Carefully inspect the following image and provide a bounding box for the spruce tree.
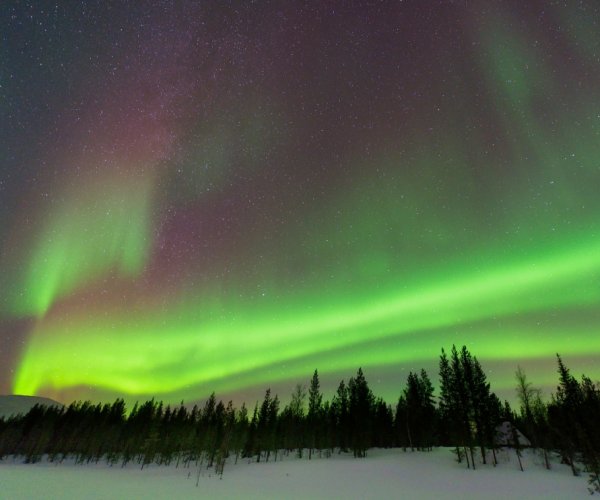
[471,355,494,465]
[233,403,248,464]
[215,401,235,476]
[372,398,393,448]
[403,372,419,451]
[266,394,279,462]
[451,346,474,468]
[438,349,458,454]
[242,403,258,461]
[400,370,436,451]
[418,369,436,451]
[256,389,273,463]
[394,395,408,450]
[579,375,600,493]
[439,345,498,468]
[349,368,373,458]
[331,380,349,453]
[292,383,307,456]
[307,370,322,459]
[549,355,581,476]
[549,355,600,486]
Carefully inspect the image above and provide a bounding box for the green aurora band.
[4,2,600,405]
[5,173,155,318]
[13,233,600,401]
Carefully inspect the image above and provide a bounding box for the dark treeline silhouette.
[0,346,598,489]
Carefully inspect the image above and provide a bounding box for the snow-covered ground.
[0,447,590,499]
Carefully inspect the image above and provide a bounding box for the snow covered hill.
[0,447,590,499]
[0,395,63,419]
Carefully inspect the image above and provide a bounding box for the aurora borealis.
[2,1,600,406]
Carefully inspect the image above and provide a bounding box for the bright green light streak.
[13,235,600,400]
[7,174,154,317]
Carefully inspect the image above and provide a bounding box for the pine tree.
[549,355,600,487]
[256,390,273,463]
[400,370,436,451]
[242,403,258,460]
[579,376,600,493]
[349,368,373,458]
[215,401,235,477]
[394,395,408,450]
[451,346,474,468]
[233,403,248,464]
[439,345,499,468]
[331,380,349,453]
[549,354,581,476]
[291,383,306,456]
[438,349,457,452]
[266,394,279,462]
[418,369,436,451]
[207,400,225,468]
[323,400,336,455]
[471,355,494,464]
[372,398,393,448]
[307,370,322,459]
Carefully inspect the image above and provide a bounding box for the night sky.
[2,1,600,407]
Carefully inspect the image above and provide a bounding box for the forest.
[0,345,598,492]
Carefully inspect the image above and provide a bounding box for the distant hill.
[0,395,63,419]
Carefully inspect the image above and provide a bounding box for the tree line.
[0,345,598,490]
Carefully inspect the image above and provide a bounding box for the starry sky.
[1,1,600,407]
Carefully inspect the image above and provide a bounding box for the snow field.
[0,447,589,499]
